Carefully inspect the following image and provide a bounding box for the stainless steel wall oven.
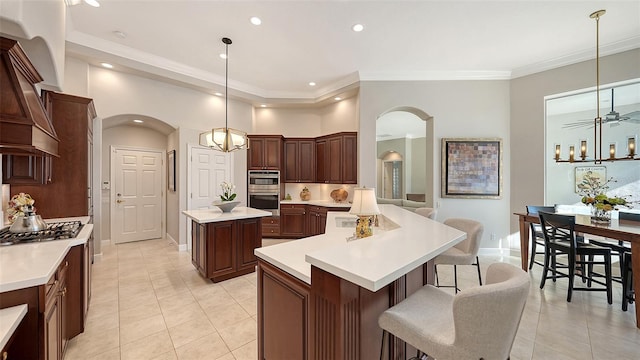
[248,170,280,215]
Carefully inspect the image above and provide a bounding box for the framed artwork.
[167,150,176,192]
[575,166,606,193]
[441,138,503,199]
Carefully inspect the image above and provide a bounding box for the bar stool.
[434,218,483,293]
[378,263,529,360]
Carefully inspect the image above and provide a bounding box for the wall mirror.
[545,79,640,207]
[376,110,428,202]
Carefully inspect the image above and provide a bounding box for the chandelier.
[199,37,249,152]
[554,10,638,163]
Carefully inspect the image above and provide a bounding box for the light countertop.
[0,217,93,293]
[280,200,352,208]
[183,207,272,224]
[0,304,28,350]
[255,204,466,292]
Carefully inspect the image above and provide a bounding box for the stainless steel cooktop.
[0,221,83,246]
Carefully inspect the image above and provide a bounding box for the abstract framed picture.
[167,150,176,192]
[441,138,503,199]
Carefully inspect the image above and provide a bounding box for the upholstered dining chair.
[434,218,483,293]
[415,207,437,220]
[378,262,529,360]
[526,205,556,270]
[538,212,613,304]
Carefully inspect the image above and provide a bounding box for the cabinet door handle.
[2,350,7,360]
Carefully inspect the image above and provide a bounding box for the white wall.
[360,80,511,250]
[510,49,640,236]
[253,107,322,136]
[320,96,359,134]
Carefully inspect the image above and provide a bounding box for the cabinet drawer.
[263,217,280,226]
[262,224,281,236]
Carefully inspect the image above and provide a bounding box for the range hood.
[0,37,59,157]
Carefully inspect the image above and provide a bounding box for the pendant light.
[554,10,638,163]
[199,37,249,152]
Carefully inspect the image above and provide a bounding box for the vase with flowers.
[577,171,630,224]
[214,181,239,212]
[7,193,36,224]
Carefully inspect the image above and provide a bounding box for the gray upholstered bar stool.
[415,207,437,220]
[434,218,484,293]
[378,263,530,360]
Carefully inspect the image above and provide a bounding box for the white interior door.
[190,147,232,209]
[112,148,163,244]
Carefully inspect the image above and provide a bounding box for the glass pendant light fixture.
[199,37,249,152]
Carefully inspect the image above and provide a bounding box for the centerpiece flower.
[577,171,630,223]
[220,181,237,202]
[214,182,239,213]
[7,193,36,223]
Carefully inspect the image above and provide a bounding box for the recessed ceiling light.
[100,62,113,69]
[260,104,267,108]
[334,97,342,101]
[352,24,364,32]
[84,0,100,7]
[219,53,227,59]
[214,92,223,97]
[309,82,316,86]
[250,17,262,25]
[113,30,127,39]
[133,119,144,123]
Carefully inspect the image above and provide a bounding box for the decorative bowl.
[213,200,240,213]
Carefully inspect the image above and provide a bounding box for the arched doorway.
[376,107,434,205]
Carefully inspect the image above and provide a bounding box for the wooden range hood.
[0,37,59,157]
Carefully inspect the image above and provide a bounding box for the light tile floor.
[64,238,639,360]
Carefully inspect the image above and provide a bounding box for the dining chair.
[415,207,437,220]
[621,251,635,311]
[378,262,529,360]
[526,205,556,270]
[433,218,483,293]
[589,210,637,310]
[538,212,613,304]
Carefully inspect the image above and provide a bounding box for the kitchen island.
[183,207,271,282]
[254,205,467,360]
[0,216,93,360]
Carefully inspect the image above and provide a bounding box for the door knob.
[116,199,124,203]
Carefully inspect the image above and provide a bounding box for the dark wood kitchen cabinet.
[280,204,307,238]
[6,91,96,219]
[0,240,92,360]
[284,138,315,183]
[248,135,283,170]
[191,218,263,283]
[314,132,357,184]
[261,216,281,237]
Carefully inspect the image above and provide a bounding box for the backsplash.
[283,183,355,203]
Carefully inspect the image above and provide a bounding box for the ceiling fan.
[562,88,640,129]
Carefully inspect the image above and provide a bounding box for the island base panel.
[257,260,311,360]
[256,258,434,359]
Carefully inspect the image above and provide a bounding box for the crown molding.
[511,36,640,79]
[359,70,512,81]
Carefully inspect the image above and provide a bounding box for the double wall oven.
[248,170,280,215]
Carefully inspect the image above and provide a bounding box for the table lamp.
[349,188,381,238]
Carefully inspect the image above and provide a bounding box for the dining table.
[514,211,640,328]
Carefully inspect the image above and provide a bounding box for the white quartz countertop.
[280,200,352,208]
[0,217,93,293]
[255,204,466,292]
[0,304,28,350]
[183,207,272,223]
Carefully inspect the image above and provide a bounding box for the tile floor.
[64,238,639,360]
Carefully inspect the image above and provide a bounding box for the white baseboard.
[478,247,513,256]
[167,233,187,252]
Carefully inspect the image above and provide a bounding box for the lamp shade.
[199,127,248,152]
[349,188,381,216]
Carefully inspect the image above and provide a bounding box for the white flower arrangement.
[7,193,36,223]
[220,182,237,202]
